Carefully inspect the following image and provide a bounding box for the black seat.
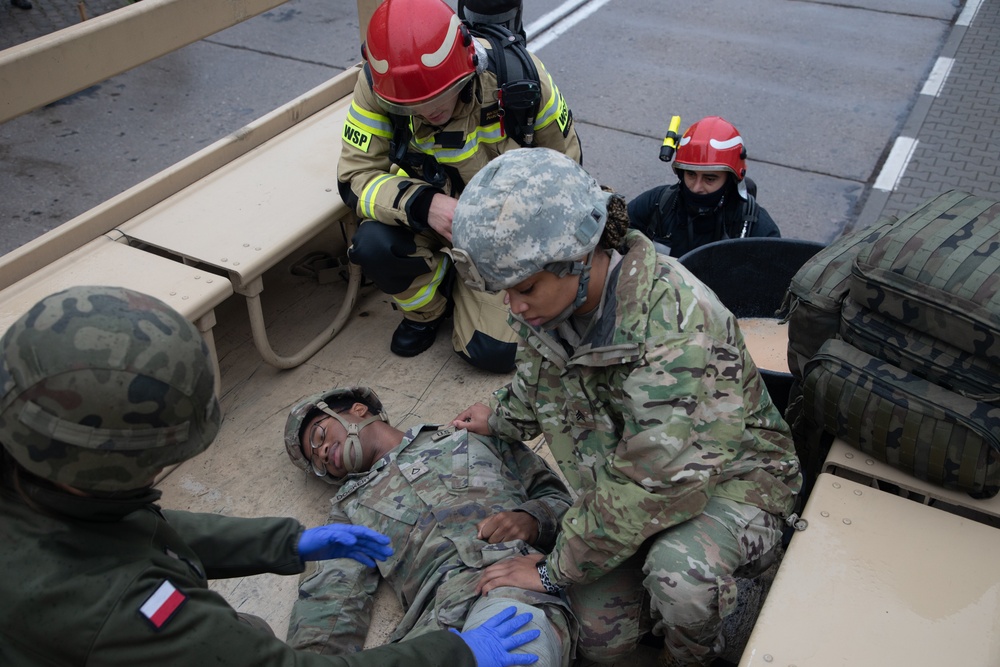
[678,237,825,414]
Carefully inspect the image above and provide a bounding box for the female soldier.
[0,286,538,667]
[449,149,802,666]
[628,116,780,258]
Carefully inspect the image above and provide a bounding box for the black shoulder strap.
[651,184,680,241]
[470,22,541,146]
[738,193,760,238]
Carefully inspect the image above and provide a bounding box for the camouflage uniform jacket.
[487,231,803,587]
[287,424,572,653]
[0,478,472,667]
[337,39,581,232]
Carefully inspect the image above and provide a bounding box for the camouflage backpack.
[784,190,1000,497]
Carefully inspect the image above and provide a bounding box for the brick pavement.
[0,0,130,50]
[856,0,1000,230]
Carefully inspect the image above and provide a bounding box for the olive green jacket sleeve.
[92,575,476,667]
[162,508,305,579]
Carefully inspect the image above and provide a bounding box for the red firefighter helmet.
[673,116,748,181]
[363,0,477,115]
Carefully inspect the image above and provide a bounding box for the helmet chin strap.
[316,402,385,473]
[540,251,594,330]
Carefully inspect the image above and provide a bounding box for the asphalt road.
[0,0,960,256]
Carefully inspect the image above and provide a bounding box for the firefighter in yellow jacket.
[339,0,581,371]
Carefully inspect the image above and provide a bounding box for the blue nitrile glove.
[450,606,540,667]
[297,524,393,567]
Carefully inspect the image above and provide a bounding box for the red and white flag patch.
[140,580,187,630]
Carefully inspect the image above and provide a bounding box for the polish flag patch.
[139,580,187,630]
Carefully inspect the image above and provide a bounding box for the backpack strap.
[650,183,680,243]
[737,193,760,238]
[470,22,541,146]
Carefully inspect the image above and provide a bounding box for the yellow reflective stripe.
[410,126,504,164]
[534,72,561,129]
[348,100,393,138]
[394,255,451,311]
[359,173,398,219]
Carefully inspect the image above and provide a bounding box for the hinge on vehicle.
[785,513,808,531]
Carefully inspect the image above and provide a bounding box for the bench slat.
[118,94,353,292]
[823,437,1000,522]
[0,235,233,392]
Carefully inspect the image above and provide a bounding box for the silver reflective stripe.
[19,400,190,449]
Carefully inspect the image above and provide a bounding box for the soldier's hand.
[453,402,492,435]
[476,555,546,595]
[428,194,457,242]
[452,606,540,667]
[477,511,540,545]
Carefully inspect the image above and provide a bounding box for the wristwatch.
[536,558,564,595]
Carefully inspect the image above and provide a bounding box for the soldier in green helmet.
[281,386,577,667]
[448,149,803,666]
[0,286,540,667]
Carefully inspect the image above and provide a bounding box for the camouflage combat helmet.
[0,286,220,493]
[284,386,389,482]
[451,148,610,324]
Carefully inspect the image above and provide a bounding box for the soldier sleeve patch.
[343,120,373,152]
[139,580,187,630]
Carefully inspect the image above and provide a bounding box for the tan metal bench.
[115,86,361,369]
[741,473,1000,666]
[2,2,369,374]
[823,436,1000,523]
[0,233,233,394]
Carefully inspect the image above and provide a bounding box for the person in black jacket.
[628,116,780,258]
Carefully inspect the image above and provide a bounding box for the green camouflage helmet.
[0,286,220,492]
[450,147,610,292]
[284,386,389,483]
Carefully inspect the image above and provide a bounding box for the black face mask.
[680,178,726,216]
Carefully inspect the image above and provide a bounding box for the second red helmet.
[673,116,748,182]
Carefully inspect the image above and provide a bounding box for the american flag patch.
[139,580,187,629]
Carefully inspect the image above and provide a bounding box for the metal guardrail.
[0,0,295,124]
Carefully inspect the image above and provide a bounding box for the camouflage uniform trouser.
[400,585,577,667]
[349,220,518,371]
[462,586,575,667]
[567,497,783,666]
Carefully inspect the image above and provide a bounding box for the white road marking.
[957,0,984,27]
[527,0,614,52]
[874,137,919,192]
[920,57,955,97]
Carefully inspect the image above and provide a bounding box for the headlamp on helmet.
[673,116,750,198]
